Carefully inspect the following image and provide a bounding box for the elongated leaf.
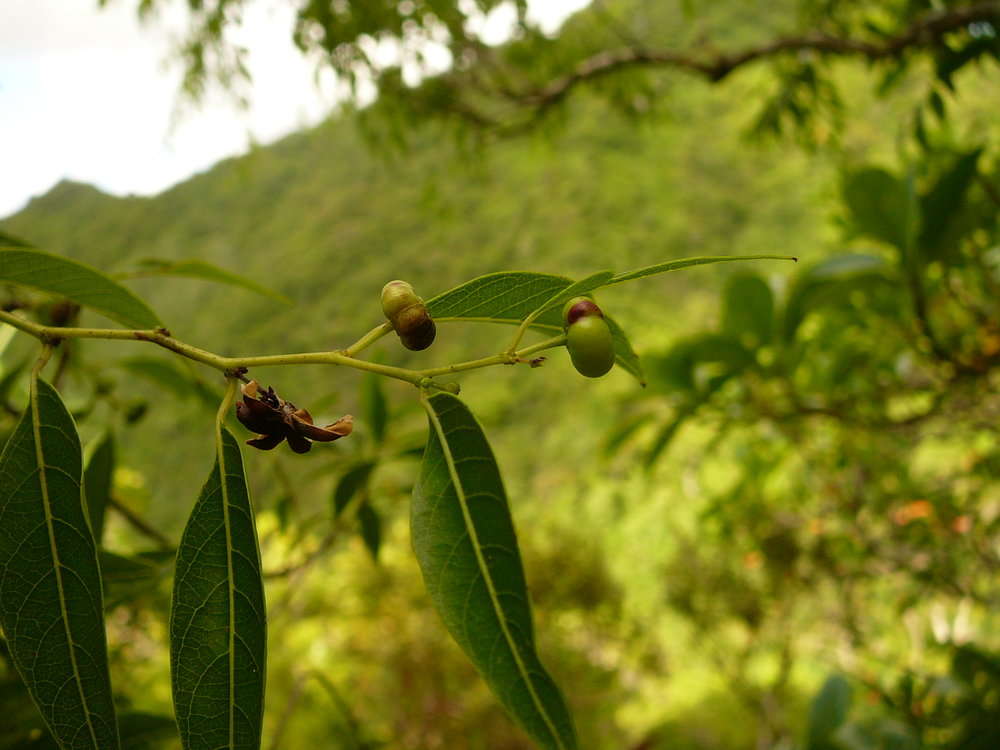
[83,432,115,544]
[412,393,577,750]
[0,376,120,749]
[807,674,853,750]
[523,270,614,324]
[361,373,388,445]
[607,255,794,285]
[332,461,376,517]
[126,258,291,304]
[357,502,381,561]
[0,247,160,328]
[918,149,982,261]
[427,271,643,384]
[170,426,266,750]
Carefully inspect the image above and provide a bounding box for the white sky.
[0,0,589,219]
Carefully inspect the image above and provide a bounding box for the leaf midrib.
[216,425,237,748]
[422,395,566,750]
[30,375,102,749]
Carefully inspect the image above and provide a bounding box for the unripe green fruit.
[381,280,419,321]
[562,296,603,326]
[566,315,615,378]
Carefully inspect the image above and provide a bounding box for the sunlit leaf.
[0,376,120,749]
[412,392,578,750]
[170,426,266,750]
[0,246,160,328]
[83,431,115,544]
[126,258,291,304]
[427,271,643,384]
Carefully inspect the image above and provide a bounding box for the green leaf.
[170,426,266,750]
[126,258,291,304]
[0,247,160,329]
[722,274,774,346]
[842,168,915,253]
[116,356,219,407]
[0,376,121,750]
[83,432,115,545]
[917,149,982,261]
[427,271,643,385]
[0,229,33,247]
[357,502,381,562]
[807,674,853,750]
[412,392,577,750]
[360,373,388,445]
[332,461,376,517]
[606,255,795,285]
[522,270,615,325]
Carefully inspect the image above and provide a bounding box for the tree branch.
[518,2,1000,118]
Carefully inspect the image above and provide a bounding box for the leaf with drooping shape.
[357,502,381,562]
[412,392,577,750]
[332,461,376,518]
[170,427,266,750]
[521,270,614,326]
[918,149,982,262]
[0,247,160,328]
[361,373,388,445]
[606,255,795,285]
[83,431,115,545]
[0,376,121,750]
[126,258,291,304]
[427,271,643,384]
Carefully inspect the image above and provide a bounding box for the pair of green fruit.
[381,281,614,378]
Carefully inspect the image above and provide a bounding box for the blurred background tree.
[2,1,999,748]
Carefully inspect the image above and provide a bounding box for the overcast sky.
[0,0,588,219]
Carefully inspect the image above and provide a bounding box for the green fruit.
[381,280,419,321]
[566,315,615,378]
[562,296,602,326]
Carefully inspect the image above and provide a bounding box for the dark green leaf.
[127,258,291,304]
[842,168,915,252]
[170,426,266,750]
[0,247,160,329]
[427,271,643,384]
[523,270,614,324]
[357,502,381,562]
[412,392,577,750]
[361,373,388,445]
[0,376,120,749]
[722,274,774,346]
[0,229,32,247]
[918,149,982,261]
[83,432,115,544]
[807,674,853,750]
[332,461,376,518]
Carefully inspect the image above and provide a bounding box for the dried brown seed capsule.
[399,316,436,351]
[381,279,436,350]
